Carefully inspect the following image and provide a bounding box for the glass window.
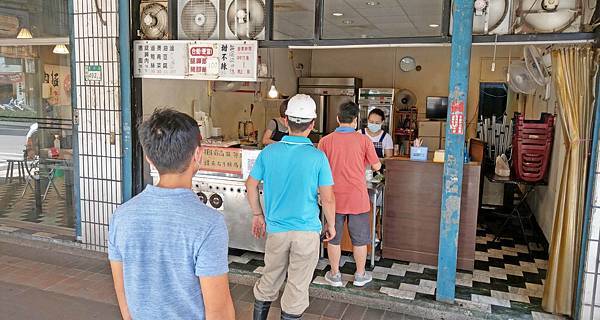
[0,0,75,231]
[0,0,69,39]
[273,0,315,40]
[322,0,444,39]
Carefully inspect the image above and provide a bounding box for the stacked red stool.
[512,112,555,183]
[489,113,555,249]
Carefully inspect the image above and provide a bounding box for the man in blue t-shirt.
[246,94,337,320]
[108,109,235,320]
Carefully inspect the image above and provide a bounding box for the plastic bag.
[495,154,511,177]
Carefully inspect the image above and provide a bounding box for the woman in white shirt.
[359,108,393,158]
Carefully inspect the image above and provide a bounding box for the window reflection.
[273,0,315,40]
[0,44,75,229]
[322,0,444,39]
[0,0,69,39]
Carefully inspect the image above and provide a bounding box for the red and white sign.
[133,40,258,82]
[189,46,213,56]
[449,100,465,135]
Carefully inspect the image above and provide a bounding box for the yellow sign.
[200,147,242,174]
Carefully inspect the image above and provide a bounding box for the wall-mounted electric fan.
[395,89,417,111]
[450,0,513,35]
[225,0,266,40]
[140,0,170,40]
[523,45,552,100]
[178,0,220,39]
[517,0,583,33]
[508,61,537,95]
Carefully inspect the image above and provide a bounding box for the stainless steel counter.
[151,171,266,253]
[151,171,385,259]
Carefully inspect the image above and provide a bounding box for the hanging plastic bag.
[495,154,511,177]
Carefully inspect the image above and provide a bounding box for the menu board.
[133,40,257,82]
[133,41,185,77]
[199,147,242,174]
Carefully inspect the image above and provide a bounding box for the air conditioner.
[450,0,514,35]
[225,0,266,40]
[515,0,584,33]
[139,0,170,39]
[178,0,222,39]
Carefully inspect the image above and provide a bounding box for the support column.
[72,0,124,251]
[118,0,133,202]
[436,0,474,303]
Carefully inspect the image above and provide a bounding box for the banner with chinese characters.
[133,40,257,82]
[199,147,242,174]
[449,99,464,135]
[43,64,71,106]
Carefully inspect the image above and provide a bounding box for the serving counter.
[151,170,267,253]
[383,158,481,271]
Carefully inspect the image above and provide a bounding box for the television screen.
[426,96,448,120]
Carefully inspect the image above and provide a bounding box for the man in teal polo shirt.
[246,94,336,320]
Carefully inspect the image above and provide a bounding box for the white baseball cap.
[285,94,317,123]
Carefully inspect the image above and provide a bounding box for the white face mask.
[367,123,382,132]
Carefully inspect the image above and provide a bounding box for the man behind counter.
[246,94,337,320]
[108,109,234,320]
[319,101,382,288]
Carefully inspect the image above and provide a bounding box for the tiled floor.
[0,177,75,229]
[0,237,418,320]
[228,221,558,319]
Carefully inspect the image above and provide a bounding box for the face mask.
[367,123,382,132]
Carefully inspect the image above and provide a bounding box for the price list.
[134,40,257,81]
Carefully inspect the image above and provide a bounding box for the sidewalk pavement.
[0,237,421,320]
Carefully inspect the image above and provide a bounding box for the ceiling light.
[332,12,344,17]
[16,27,32,39]
[366,1,380,5]
[53,44,70,54]
[342,19,354,25]
[429,24,440,28]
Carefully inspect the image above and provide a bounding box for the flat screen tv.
[426,96,448,120]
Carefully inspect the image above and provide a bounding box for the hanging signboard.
[133,40,257,82]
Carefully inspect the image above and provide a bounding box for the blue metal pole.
[575,68,600,320]
[67,0,81,240]
[436,0,474,303]
[118,0,133,202]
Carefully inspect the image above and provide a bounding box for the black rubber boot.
[281,311,302,320]
[253,299,272,320]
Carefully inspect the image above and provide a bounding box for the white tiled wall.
[581,140,600,319]
[72,0,122,252]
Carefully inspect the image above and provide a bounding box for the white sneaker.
[353,272,372,287]
[324,271,344,287]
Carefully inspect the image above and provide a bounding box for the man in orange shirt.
[318,101,382,287]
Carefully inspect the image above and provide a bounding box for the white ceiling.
[273,0,444,40]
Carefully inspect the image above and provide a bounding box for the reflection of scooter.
[1,98,26,111]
